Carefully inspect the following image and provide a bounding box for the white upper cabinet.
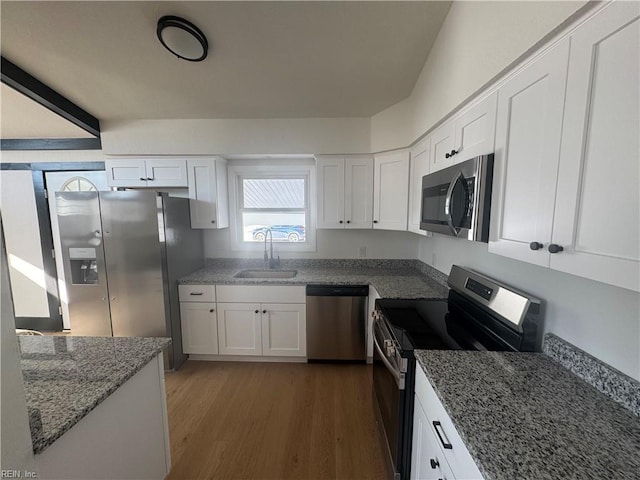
[344,156,374,229]
[429,122,456,173]
[489,39,571,266]
[105,158,187,188]
[408,138,430,236]
[429,93,498,173]
[316,155,373,229]
[187,157,229,229]
[490,1,639,291]
[453,91,497,162]
[373,150,410,231]
[551,2,639,291]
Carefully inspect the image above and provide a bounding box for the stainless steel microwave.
[420,154,494,242]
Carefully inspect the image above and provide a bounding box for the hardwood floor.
[164,361,388,480]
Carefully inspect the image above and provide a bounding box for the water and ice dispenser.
[68,247,99,285]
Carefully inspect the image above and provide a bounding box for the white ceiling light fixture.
[157,15,208,62]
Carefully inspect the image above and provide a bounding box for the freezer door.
[55,192,112,336]
[100,191,167,337]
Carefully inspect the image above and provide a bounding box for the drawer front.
[216,285,305,304]
[415,367,483,479]
[179,284,216,302]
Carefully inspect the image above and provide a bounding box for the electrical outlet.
[358,246,367,258]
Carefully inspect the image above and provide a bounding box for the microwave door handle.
[444,171,463,236]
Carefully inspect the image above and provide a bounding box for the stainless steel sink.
[234,269,298,279]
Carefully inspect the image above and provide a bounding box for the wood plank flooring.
[164,361,388,480]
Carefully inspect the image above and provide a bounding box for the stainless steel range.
[372,265,541,480]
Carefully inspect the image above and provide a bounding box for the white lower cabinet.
[261,303,306,356]
[411,396,456,480]
[180,302,218,355]
[217,302,306,356]
[412,367,483,480]
[214,286,307,357]
[217,303,263,355]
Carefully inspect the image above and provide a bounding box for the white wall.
[418,235,640,381]
[101,118,371,156]
[204,228,419,260]
[1,220,38,474]
[370,0,590,151]
[0,150,105,163]
[0,171,50,317]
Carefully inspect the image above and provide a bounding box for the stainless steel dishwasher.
[306,285,368,361]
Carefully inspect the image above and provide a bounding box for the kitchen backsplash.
[543,333,640,416]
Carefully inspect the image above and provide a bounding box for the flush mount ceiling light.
[157,16,208,62]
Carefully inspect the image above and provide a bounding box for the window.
[228,163,316,252]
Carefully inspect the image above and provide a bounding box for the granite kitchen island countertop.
[19,335,171,454]
[415,349,640,480]
[179,258,449,299]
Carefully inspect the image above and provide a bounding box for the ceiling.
[0,1,451,138]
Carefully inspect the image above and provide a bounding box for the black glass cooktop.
[375,299,461,354]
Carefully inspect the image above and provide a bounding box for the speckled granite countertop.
[19,336,170,454]
[179,259,449,299]
[415,349,640,480]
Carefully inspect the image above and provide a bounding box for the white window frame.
[228,161,317,253]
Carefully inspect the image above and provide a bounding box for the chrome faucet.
[263,228,279,269]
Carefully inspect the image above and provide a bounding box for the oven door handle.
[444,170,463,236]
[373,332,405,390]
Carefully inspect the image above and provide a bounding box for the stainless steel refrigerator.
[55,190,204,370]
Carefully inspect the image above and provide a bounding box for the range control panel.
[465,278,494,301]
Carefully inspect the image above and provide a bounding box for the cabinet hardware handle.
[211,220,216,224]
[450,149,459,156]
[139,177,146,181]
[262,309,267,314]
[430,459,439,469]
[209,309,214,313]
[529,242,544,251]
[445,152,451,159]
[548,244,564,254]
[339,220,343,224]
[347,220,351,224]
[254,310,259,314]
[432,421,453,449]
[146,177,154,181]
[373,220,378,224]
[190,292,203,296]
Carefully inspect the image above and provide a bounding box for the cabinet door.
[551,2,640,292]
[453,91,498,163]
[187,157,229,229]
[105,159,147,187]
[180,302,218,354]
[316,156,345,228]
[408,138,430,235]
[411,397,456,480]
[415,368,483,479]
[261,303,306,357]
[489,39,570,266]
[429,121,455,173]
[217,303,262,355]
[145,159,188,187]
[373,150,410,231]
[344,155,374,229]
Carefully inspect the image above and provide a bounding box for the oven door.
[372,316,406,480]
